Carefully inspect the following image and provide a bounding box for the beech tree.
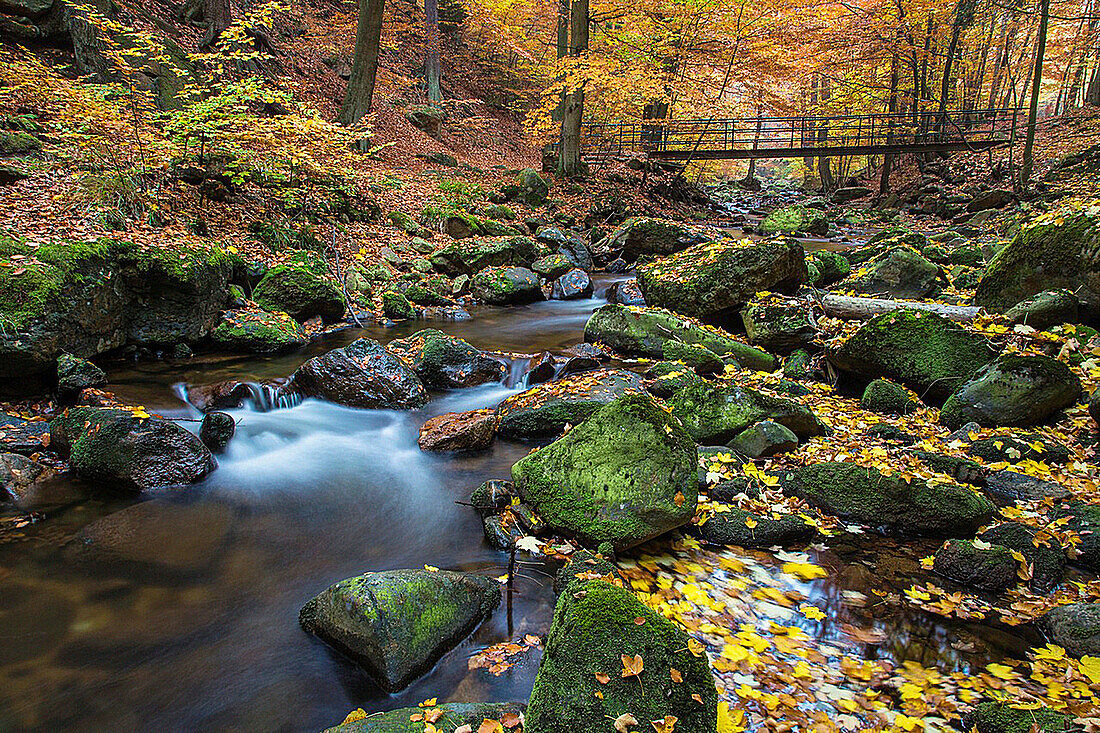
[557,0,588,177]
[337,0,386,126]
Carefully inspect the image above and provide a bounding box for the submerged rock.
[526,580,718,733]
[299,569,501,692]
[637,236,806,319]
[50,407,215,490]
[550,268,593,300]
[199,411,235,453]
[0,414,50,455]
[781,462,995,536]
[289,338,428,409]
[388,329,506,388]
[830,309,997,402]
[1038,602,1100,657]
[496,369,644,440]
[417,409,497,452]
[511,392,697,550]
[940,354,1081,428]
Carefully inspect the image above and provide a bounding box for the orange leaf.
[621,653,644,678]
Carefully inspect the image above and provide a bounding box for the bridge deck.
[578,109,1021,162]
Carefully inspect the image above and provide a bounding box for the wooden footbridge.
[579,108,1022,162]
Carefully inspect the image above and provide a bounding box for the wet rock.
[0,413,51,454]
[974,202,1100,317]
[606,279,645,306]
[562,342,612,361]
[908,450,986,486]
[830,309,997,402]
[861,378,919,415]
[1037,602,1100,657]
[418,409,497,452]
[0,452,52,502]
[637,236,807,319]
[558,354,600,377]
[603,217,708,262]
[832,186,873,203]
[932,539,1018,592]
[940,354,1081,428]
[1004,289,1079,330]
[199,411,235,453]
[727,420,798,457]
[483,510,525,549]
[965,701,1074,733]
[526,580,717,732]
[552,550,624,594]
[470,479,514,514]
[864,423,917,444]
[71,499,233,575]
[50,407,215,490]
[979,522,1064,593]
[381,291,415,320]
[781,462,995,536]
[966,188,1014,212]
[56,353,106,400]
[970,434,1073,464]
[289,338,429,409]
[523,351,558,385]
[184,380,254,412]
[585,304,777,371]
[209,310,308,353]
[1090,389,1100,429]
[663,379,824,444]
[833,246,945,299]
[322,702,527,732]
[984,470,1069,503]
[496,369,644,440]
[430,236,546,276]
[512,393,697,550]
[473,266,543,305]
[760,205,827,236]
[556,236,594,272]
[811,251,851,285]
[388,329,506,388]
[740,299,816,355]
[645,361,707,397]
[531,254,574,279]
[1054,501,1100,572]
[298,569,501,692]
[695,507,815,547]
[253,260,345,323]
[550,268,593,300]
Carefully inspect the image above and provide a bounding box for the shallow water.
[0,273,1032,732]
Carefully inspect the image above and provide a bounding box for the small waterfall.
[504,356,533,389]
[242,382,303,412]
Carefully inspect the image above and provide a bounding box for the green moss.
[761,205,827,236]
[967,702,1073,733]
[430,235,545,275]
[526,580,718,733]
[497,370,644,440]
[861,378,918,415]
[253,254,345,323]
[0,130,40,155]
[940,354,1081,429]
[811,251,850,284]
[381,291,416,320]
[663,379,823,444]
[210,310,307,353]
[662,340,723,372]
[324,703,527,733]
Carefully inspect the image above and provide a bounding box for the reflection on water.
[0,279,1028,732]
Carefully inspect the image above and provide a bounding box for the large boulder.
[387,329,505,388]
[973,201,1100,316]
[979,522,1065,593]
[0,234,232,397]
[526,580,717,733]
[417,409,497,452]
[299,569,501,692]
[55,352,106,399]
[511,392,697,550]
[323,702,527,733]
[939,354,1081,428]
[603,217,708,262]
[761,205,828,236]
[253,256,345,323]
[209,309,308,353]
[515,168,549,206]
[472,266,542,305]
[496,369,644,440]
[695,507,815,547]
[662,379,824,444]
[740,299,817,354]
[1037,603,1100,657]
[833,246,945,299]
[1004,289,1079,329]
[550,268,593,300]
[430,236,546,276]
[861,378,919,415]
[781,462,995,536]
[637,236,806,319]
[932,539,1018,592]
[289,338,429,409]
[829,309,997,402]
[585,304,777,371]
[50,407,215,490]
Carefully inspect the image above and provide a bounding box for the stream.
[0,274,1037,732]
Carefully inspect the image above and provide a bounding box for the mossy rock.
[1037,602,1100,657]
[830,309,998,402]
[782,349,815,380]
[381,291,416,320]
[299,569,501,692]
[811,251,851,285]
[645,361,709,397]
[966,435,1072,465]
[472,265,542,305]
[431,236,546,276]
[833,246,944,299]
[695,507,815,547]
[253,257,345,324]
[209,310,307,353]
[1004,289,1080,329]
[511,392,697,550]
[662,340,724,374]
[741,300,817,355]
[496,369,644,440]
[1053,501,1100,572]
[388,329,505,388]
[443,212,524,239]
[531,254,574,279]
[55,353,106,397]
[526,580,718,733]
[662,379,824,444]
[552,550,625,594]
[0,130,40,155]
[603,217,708,262]
[781,462,995,536]
[908,450,986,485]
[585,304,777,371]
[637,236,806,319]
[726,419,798,457]
[932,539,1018,592]
[978,522,1064,593]
[861,378,918,415]
[940,354,1081,429]
[965,702,1075,733]
[402,284,448,306]
[323,702,526,733]
[974,201,1100,316]
[761,205,827,236]
[515,168,549,206]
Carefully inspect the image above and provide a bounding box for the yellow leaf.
[1080,655,1100,685]
[340,709,368,725]
[986,663,1017,680]
[651,715,678,733]
[717,702,745,733]
[781,562,827,580]
[621,653,644,678]
[800,604,826,621]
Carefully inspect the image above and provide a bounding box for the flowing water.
[0,274,1035,732]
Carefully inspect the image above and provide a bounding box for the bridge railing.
[578,108,1022,158]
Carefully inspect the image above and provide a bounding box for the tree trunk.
[200,0,232,49]
[819,294,981,322]
[424,0,442,104]
[803,75,817,184]
[1018,0,1049,189]
[936,0,973,135]
[552,0,570,123]
[880,44,900,195]
[817,76,833,191]
[337,0,386,127]
[557,0,588,177]
[1088,58,1100,106]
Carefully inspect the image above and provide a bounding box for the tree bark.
[816,76,833,191]
[200,0,232,49]
[1018,0,1049,189]
[424,0,442,104]
[880,44,900,195]
[337,0,386,127]
[819,294,981,322]
[557,0,588,177]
